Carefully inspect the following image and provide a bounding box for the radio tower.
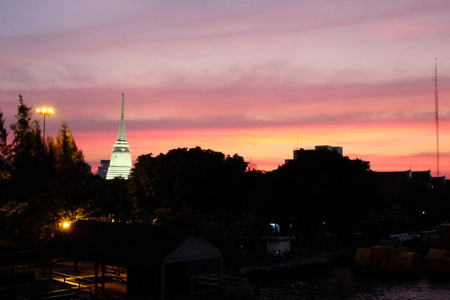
[433,58,440,177]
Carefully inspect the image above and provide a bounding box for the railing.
[105,265,127,277]
[223,275,248,287]
[51,271,95,293]
[16,288,79,300]
[222,275,249,299]
[190,274,248,299]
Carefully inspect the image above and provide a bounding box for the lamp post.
[61,221,71,269]
[36,107,55,143]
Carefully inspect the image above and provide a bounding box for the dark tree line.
[128,147,267,254]
[128,148,382,249]
[129,147,248,216]
[129,147,450,250]
[249,149,380,245]
[2,95,449,255]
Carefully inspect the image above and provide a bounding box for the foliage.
[129,147,248,216]
[252,149,380,241]
[49,122,88,173]
[194,212,269,256]
[0,96,94,247]
[0,110,10,238]
[9,96,49,200]
[0,110,10,180]
[87,177,135,222]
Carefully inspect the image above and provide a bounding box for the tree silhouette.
[0,96,95,246]
[252,149,379,243]
[130,147,248,218]
[0,110,10,180]
[50,122,87,171]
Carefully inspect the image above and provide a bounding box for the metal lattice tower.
[433,58,440,177]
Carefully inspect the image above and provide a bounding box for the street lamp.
[36,107,55,142]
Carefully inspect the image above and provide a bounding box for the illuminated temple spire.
[105,93,132,180]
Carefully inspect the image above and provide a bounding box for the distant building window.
[269,223,280,235]
[191,273,219,294]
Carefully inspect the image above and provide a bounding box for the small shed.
[46,220,223,299]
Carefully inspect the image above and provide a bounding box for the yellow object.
[354,245,420,274]
[425,249,450,275]
[355,248,371,268]
[395,252,420,273]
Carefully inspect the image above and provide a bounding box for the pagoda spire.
[105,93,132,180]
[117,93,127,144]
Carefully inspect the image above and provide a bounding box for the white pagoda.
[105,93,132,180]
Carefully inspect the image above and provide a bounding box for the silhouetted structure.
[432,176,447,191]
[373,170,412,191]
[314,145,343,156]
[46,220,223,299]
[374,169,444,191]
[96,160,110,179]
[285,145,343,164]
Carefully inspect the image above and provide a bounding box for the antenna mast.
[433,58,440,177]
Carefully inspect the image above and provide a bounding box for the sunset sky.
[1,0,450,176]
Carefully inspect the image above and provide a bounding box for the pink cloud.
[2,1,450,177]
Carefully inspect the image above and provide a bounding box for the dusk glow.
[1,0,449,175]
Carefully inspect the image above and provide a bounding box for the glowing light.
[36,107,55,116]
[62,221,70,229]
[35,106,55,141]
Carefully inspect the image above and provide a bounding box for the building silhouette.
[285,145,343,164]
[96,160,110,179]
[373,169,446,191]
[105,94,132,180]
